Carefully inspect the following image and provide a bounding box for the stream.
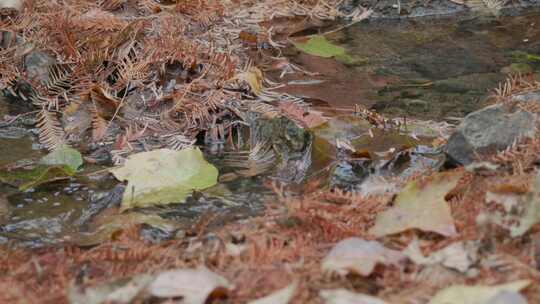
[1,11,540,247]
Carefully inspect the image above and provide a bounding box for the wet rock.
[24,50,56,84]
[445,103,537,165]
[330,159,372,190]
[75,185,125,228]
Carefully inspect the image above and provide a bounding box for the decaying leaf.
[40,145,83,172]
[321,238,405,276]
[237,66,264,95]
[485,172,540,237]
[370,172,462,237]
[148,266,230,304]
[110,148,218,210]
[428,280,530,304]
[404,239,478,273]
[320,289,388,304]
[278,101,327,129]
[248,282,297,304]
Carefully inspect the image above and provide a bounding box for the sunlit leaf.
[369,172,462,237]
[110,148,218,210]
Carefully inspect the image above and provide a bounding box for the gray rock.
[511,90,540,103]
[445,104,537,165]
[24,50,56,84]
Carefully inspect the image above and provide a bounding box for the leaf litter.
[1,1,540,304]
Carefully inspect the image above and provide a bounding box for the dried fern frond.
[36,107,65,150]
[465,0,507,16]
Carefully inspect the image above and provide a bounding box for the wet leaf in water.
[278,101,327,129]
[0,164,75,191]
[40,144,83,172]
[369,172,462,237]
[110,148,218,210]
[248,282,297,304]
[69,275,154,304]
[320,289,388,304]
[293,35,356,64]
[351,129,419,160]
[148,266,230,304]
[428,280,530,304]
[321,238,405,276]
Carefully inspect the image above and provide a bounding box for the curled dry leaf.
[148,266,230,304]
[247,281,297,304]
[428,280,530,304]
[320,289,388,304]
[369,171,462,237]
[321,238,405,276]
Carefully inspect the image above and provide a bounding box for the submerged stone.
[445,103,537,165]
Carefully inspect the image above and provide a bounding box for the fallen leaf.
[428,280,530,304]
[0,0,23,13]
[404,239,478,273]
[40,144,83,172]
[69,275,154,304]
[321,238,404,276]
[110,148,218,210]
[148,266,230,304]
[237,66,263,95]
[278,101,327,129]
[248,282,297,304]
[320,289,388,304]
[293,35,355,64]
[0,164,75,191]
[485,172,540,237]
[369,172,462,237]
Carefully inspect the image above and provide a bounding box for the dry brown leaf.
[148,266,230,304]
[369,172,462,237]
[321,238,405,276]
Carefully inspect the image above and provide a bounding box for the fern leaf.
[36,108,65,151]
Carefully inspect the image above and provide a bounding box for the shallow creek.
[1,12,540,247]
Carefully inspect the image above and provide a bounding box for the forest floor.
[2,1,540,304]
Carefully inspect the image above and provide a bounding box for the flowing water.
[1,11,540,247]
